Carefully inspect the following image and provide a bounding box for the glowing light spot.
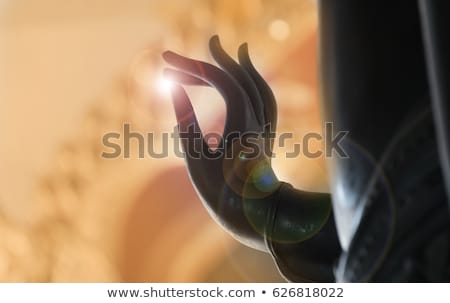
[156,76,173,96]
[268,19,291,41]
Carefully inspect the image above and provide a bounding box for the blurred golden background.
[0,0,327,281]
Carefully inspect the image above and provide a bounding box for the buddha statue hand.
[163,36,341,282]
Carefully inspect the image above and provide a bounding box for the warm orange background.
[0,0,327,281]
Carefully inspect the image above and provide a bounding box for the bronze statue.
[163,0,450,282]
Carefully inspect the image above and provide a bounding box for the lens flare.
[156,76,174,95]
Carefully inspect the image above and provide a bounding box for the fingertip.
[162,50,182,65]
[162,50,173,60]
[238,42,249,53]
[162,67,174,78]
[210,34,220,45]
[164,68,185,83]
[238,43,251,64]
[209,35,222,54]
